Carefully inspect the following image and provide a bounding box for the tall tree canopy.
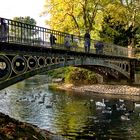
[101,0,140,47]
[42,0,113,36]
[13,16,37,25]
[42,0,140,47]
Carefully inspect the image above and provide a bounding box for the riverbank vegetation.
[65,67,97,85]
[48,66,98,86]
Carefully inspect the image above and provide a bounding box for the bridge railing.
[0,17,137,58]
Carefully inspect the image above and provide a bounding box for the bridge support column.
[135,73,140,84]
[129,60,135,84]
[134,60,140,84]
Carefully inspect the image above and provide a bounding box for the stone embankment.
[57,84,140,96]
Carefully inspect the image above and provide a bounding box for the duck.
[89,99,94,107]
[46,102,53,108]
[116,103,126,111]
[4,90,7,95]
[135,103,140,108]
[95,99,106,107]
[90,99,94,102]
[102,109,112,114]
[119,99,124,103]
[38,96,45,104]
[134,102,140,108]
[120,115,130,121]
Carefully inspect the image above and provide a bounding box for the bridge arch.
[0,53,135,90]
[65,58,130,79]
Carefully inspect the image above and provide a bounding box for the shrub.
[65,67,97,86]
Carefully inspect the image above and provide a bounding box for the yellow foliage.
[105,3,127,24]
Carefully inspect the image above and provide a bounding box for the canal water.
[1,75,140,140]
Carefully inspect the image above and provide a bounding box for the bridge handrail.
[0,17,137,58]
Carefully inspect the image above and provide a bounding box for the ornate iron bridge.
[0,17,140,90]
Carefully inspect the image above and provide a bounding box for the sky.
[0,0,48,27]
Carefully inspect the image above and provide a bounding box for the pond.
[1,75,140,140]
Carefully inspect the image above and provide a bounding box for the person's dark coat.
[50,34,57,46]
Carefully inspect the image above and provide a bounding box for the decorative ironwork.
[0,17,139,90]
[0,55,12,81]
[0,17,137,58]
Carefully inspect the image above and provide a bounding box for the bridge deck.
[0,17,138,58]
[0,41,134,61]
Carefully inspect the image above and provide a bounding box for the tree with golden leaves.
[42,0,113,36]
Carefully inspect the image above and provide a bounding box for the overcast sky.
[0,0,48,27]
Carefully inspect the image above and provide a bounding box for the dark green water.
[1,75,140,140]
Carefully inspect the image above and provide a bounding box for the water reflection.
[1,75,140,139]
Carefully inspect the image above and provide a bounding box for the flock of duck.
[1,89,140,122]
[88,98,140,121]
[15,91,53,108]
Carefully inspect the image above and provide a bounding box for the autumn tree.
[99,0,140,47]
[42,0,113,37]
[42,0,140,46]
[121,0,140,47]
[100,14,138,46]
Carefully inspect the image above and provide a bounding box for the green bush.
[65,67,97,86]
[47,66,98,85]
[47,67,67,78]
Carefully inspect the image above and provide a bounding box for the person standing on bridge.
[50,33,57,47]
[95,41,104,54]
[64,35,71,50]
[0,18,8,42]
[84,30,91,53]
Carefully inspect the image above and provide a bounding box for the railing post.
[21,22,23,43]
[128,45,133,57]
